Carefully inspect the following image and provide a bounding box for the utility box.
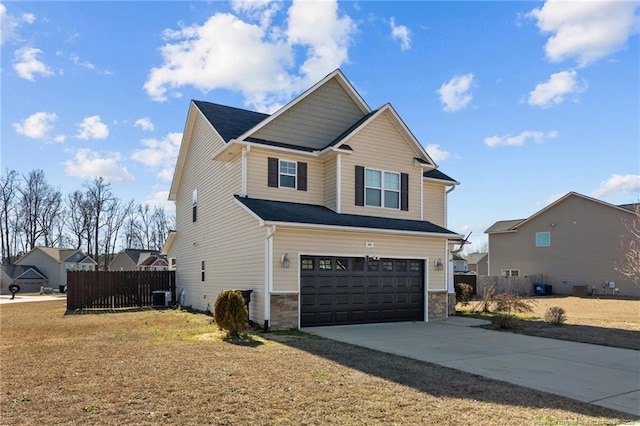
[152,290,172,308]
[572,285,587,297]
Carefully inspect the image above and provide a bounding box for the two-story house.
[14,247,96,290]
[108,249,169,272]
[166,70,462,330]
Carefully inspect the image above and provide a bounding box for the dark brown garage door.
[300,256,424,327]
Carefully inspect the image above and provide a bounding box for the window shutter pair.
[268,157,307,191]
[354,165,408,211]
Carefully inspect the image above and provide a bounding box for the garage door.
[300,256,424,327]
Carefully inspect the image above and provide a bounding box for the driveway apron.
[303,319,640,417]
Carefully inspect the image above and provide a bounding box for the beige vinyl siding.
[324,157,337,211]
[422,182,445,227]
[488,195,638,296]
[173,113,266,321]
[271,227,448,293]
[340,111,422,220]
[246,148,324,205]
[251,78,365,150]
[107,254,136,271]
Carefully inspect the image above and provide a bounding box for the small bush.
[455,283,474,306]
[493,293,536,317]
[214,290,248,338]
[544,306,567,325]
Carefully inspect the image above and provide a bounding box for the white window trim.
[501,269,519,277]
[364,167,400,210]
[279,159,297,189]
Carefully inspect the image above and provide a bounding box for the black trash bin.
[59,285,66,294]
[237,290,253,323]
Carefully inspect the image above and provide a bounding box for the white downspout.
[445,185,457,318]
[241,146,250,197]
[264,225,276,331]
[445,184,456,228]
[336,154,342,213]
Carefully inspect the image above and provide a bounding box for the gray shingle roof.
[423,169,458,183]
[193,100,269,142]
[485,219,526,233]
[2,264,47,280]
[236,196,459,236]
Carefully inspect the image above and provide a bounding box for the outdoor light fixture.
[434,259,443,270]
[281,253,290,268]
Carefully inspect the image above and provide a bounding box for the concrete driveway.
[304,318,640,417]
[0,294,66,304]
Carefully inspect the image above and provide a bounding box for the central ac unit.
[152,290,171,308]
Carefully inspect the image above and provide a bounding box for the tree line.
[0,169,174,269]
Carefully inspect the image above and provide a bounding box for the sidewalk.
[0,294,67,304]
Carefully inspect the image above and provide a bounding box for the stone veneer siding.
[428,292,448,321]
[448,293,456,316]
[270,294,298,330]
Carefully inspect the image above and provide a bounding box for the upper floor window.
[355,165,408,211]
[536,232,550,247]
[280,160,297,188]
[192,188,198,222]
[268,157,307,191]
[365,169,400,209]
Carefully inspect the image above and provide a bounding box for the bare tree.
[0,170,19,263]
[101,198,135,268]
[18,170,62,250]
[84,177,115,269]
[617,204,640,287]
[66,190,92,250]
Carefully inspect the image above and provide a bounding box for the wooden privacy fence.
[454,274,477,295]
[476,274,544,298]
[67,270,176,311]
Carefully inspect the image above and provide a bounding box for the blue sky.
[2,1,639,252]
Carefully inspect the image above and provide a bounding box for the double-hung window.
[279,161,297,188]
[365,168,400,209]
[192,188,198,222]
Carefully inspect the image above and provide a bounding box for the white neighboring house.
[14,247,96,290]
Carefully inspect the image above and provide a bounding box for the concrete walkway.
[304,318,640,417]
[0,294,66,304]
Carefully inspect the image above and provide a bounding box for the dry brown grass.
[458,295,640,350]
[1,300,636,425]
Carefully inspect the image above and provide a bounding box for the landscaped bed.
[456,295,640,350]
[1,300,636,425]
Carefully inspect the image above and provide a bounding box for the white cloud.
[144,188,175,212]
[13,46,53,81]
[144,0,356,112]
[425,144,450,162]
[76,116,109,140]
[528,70,586,108]
[1,4,17,45]
[131,133,182,181]
[53,134,66,143]
[22,13,35,24]
[528,0,640,67]
[70,54,95,70]
[134,117,155,132]
[64,149,134,182]
[12,112,58,139]
[592,174,640,198]
[484,130,558,147]
[390,17,411,51]
[437,73,474,112]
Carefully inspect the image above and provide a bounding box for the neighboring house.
[108,249,169,271]
[14,247,96,289]
[486,192,639,297]
[1,265,48,294]
[166,69,463,330]
[161,231,177,270]
[452,254,468,273]
[466,252,488,275]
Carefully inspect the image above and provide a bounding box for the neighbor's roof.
[1,264,47,280]
[192,100,269,142]
[235,196,461,237]
[122,249,160,265]
[466,252,488,264]
[618,203,639,213]
[485,219,526,233]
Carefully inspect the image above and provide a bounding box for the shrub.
[455,283,474,306]
[493,293,536,317]
[544,306,567,325]
[213,290,248,338]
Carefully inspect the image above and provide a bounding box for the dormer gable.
[240,69,371,151]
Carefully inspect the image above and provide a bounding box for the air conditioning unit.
[152,290,172,308]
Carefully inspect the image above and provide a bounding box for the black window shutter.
[355,165,364,206]
[297,162,307,191]
[268,157,279,188]
[401,173,409,211]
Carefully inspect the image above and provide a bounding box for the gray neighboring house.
[14,247,96,290]
[1,265,48,294]
[466,252,488,275]
[486,192,639,297]
[452,254,468,273]
[108,249,169,271]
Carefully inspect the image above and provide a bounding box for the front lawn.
[1,301,635,425]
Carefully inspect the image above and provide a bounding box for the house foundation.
[428,291,448,321]
[269,293,298,330]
